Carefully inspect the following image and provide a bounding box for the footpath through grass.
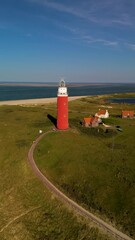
[0,104,114,240]
[35,94,135,239]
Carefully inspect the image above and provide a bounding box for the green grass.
[0,103,115,240]
[35,94,135,239]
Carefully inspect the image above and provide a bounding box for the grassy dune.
[0,103,115,240]
[35,94,135,239]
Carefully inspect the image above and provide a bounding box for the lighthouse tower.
[57,79,68,130]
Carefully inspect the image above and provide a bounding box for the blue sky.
[0,0,135,82]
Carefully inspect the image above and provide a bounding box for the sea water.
[0,83,135,101]
[108,98,135,104]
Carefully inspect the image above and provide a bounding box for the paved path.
[28,131,134,240]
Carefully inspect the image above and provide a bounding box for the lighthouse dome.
[57,79,68,96]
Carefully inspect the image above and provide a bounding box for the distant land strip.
[28,131,133,240]
[0,82,111,87]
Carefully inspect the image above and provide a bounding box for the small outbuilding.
[95,109,109,119]
[83,117,93,127]
[122,110,134,119]
[83,116,101,127]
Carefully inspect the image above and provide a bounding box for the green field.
[0,100,115,240]
[0,93,135,240]
[35,93,135,239]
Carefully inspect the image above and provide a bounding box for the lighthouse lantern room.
[57,79,68,130]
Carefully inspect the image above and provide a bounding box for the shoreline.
[0,96,86,106]
[0,83,112,87]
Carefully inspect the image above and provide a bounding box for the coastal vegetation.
[0,93,135,239]
[0,102,114,240]
[35,93,135,239]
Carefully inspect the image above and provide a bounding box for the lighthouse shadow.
[47,114,57,127]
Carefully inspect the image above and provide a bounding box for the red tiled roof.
[83,117,90,123]
[97,109,106,115]
[122,110,134,117]
[83,116,99,124]
[83,117,94,123]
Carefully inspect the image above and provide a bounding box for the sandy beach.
[0,96,86,106]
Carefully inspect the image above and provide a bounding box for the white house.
[95,109,109,119]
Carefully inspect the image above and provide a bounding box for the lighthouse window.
[60,79,65,87]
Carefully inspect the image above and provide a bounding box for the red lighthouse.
[57,79,68,130]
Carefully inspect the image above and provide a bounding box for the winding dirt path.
[28,130,134,240]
